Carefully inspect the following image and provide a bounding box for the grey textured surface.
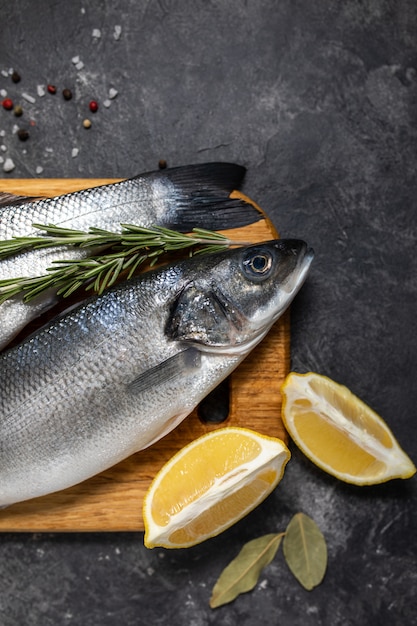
[1,1,416,625]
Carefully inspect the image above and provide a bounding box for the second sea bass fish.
[0,162,260,349]
[0,239,313,507]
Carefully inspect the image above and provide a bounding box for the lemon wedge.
[281,372,416,485]
[143,427,290,549]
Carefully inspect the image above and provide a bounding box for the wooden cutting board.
[0,179,290,532]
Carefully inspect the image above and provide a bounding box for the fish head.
[167,239,314,354]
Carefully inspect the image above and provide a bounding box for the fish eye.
[242,250,273,280]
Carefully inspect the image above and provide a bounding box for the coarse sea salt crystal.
[72,147,79,158]
[36,165,44,174]
[0,144,7,152]
[0,156,3,163]
[92,28,101,38]
[75,61,85,70]
[72,56,80,64]
[103,99,111,108]
[37,85,46,97]
[0,130,4,137]
[0,88,7,98]
[113,25,122,40]
[108,87,118,99]
[22,92,36,104]
[1,70,8,78]
[3,157,15,172]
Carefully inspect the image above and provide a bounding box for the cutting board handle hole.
[198,377,230,424]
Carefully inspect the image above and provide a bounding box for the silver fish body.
[0,239,313,507]
[0,162,260,349]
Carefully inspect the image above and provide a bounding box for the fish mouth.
[266,243,313,327]
[297,246,314,286]
[279,244,314,295]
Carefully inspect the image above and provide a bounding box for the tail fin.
[141,163,263,231]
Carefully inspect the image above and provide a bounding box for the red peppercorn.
[89,100,98,113]
[47,84,57,94]
[2,98,13,110]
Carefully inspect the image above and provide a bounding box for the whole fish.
[0,162,260,349]
[0,239,313,507]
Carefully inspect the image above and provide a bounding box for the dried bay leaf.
[283,512,327,590]
[210,533,283,608]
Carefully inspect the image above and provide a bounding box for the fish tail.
[151,163,263,230]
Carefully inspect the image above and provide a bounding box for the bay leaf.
[210,533,283,608]
[283,512,327,590]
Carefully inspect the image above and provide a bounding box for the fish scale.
[0,239,313,507]
[0,180,160,240]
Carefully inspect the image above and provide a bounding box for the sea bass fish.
[0,239,313,507]
[0,162,260,349]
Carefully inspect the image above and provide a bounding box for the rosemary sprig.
[0,223,233,258]
[0,223,247,304]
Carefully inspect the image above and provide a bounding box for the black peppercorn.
[158,159,167,169]
[11,70,21,83]
[62,88,72,100]
[17,128,29,141]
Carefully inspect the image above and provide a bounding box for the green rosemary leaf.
[192,227,229,241]
[0,283,24,304]
[192,244,228,256]
[102,259,124,291]
[93,273,103,293]
[23,278,60,302]
[126,254,148,279]
[58,280,86,298]
[123,252,144,269]
[32,223,87,236]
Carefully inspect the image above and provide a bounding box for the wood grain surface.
[0,179,289,532]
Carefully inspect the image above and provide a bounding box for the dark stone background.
[1,1,416,624]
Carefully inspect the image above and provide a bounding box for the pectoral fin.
[127,348,201,395]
